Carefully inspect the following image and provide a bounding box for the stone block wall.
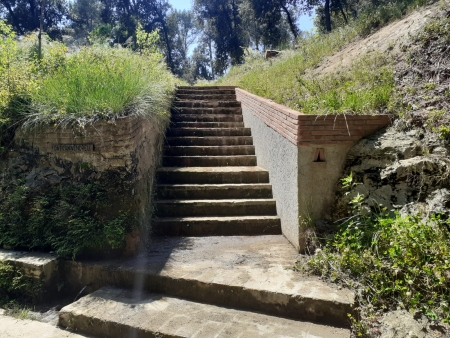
[236,88,391,251]
[9,116,166,256]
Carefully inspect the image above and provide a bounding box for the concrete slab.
[59,286,350,338]
[0,250,58,284]
[62,235,354,327]
[0,314,87,338]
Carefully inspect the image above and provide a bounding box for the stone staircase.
[58,87,353,338]
[152,86,282,237]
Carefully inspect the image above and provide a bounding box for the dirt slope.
[308,2,444,77]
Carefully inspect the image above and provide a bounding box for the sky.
[167,0,315,32]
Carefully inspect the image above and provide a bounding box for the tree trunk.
[280,3,298,39]
[160,21,174,71]
[325,0,332,32]
[39,0,44,60]
[208,38,214,79]
[339,1,348,24]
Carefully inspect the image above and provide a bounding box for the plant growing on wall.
[0,178,136,259]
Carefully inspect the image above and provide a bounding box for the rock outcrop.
[333,127,450,219]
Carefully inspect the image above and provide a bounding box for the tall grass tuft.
[27,47,176,128]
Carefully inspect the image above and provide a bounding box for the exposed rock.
[25,168,62,189]
[427,189,450,218]
[379,310,427,338]
[333,128,450,218]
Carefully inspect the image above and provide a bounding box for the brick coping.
[235,88,392,146]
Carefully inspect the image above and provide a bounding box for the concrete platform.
[0,314,86,338]
[59,286,350,338]
[61,236,354,327]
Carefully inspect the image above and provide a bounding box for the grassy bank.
[0,22,177,149]
[216,0,437,115]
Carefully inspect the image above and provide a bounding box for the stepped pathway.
[58,87,353,338]
[153,86,282,236]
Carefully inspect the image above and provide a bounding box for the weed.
[303,173,450,331]
[423,83,437,91]
[437,126,450,142]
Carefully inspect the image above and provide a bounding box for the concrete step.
[165,136,254,146]
[172,107,242,115]
[59,287,350,338]
[156,167,270,184]
[163,155,257,167]
[175,100,241,108]
[177,89,236,95]
[171,114,244,123]
[164,146,255,156]
[176,94,237,101]
[154,199,277,217]
[167,128,252,137]
[152,216,281,236]
[177,86,236,90]
[155,183,273,200]
[172,122,245,129]
[60,236,355,328]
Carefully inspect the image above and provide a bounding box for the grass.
[27,46,176,128]
[296,53,395,114]
[216,25,360,109]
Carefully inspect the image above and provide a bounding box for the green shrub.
[305,174,450,333]
[0,21,36,152]
[0,180,134,259]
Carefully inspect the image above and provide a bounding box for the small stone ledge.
[0,250,59,299]
[236,88,392,146]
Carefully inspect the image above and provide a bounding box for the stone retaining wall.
[9,116,166,257]
[236,88,391,251]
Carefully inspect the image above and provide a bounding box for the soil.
[306,2,444,78]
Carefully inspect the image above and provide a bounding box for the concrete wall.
[236,88,391,252]
[242,111,300,250]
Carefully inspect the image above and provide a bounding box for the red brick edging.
[235,88,391,146]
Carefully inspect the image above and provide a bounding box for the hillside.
[217,1,449,120]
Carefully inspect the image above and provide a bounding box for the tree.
[166,9,198,77]
[247,0,294,49]
[0,0,68,36]
[194,0,247,75]
[69,0,103,38]
[96,0,175,70]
